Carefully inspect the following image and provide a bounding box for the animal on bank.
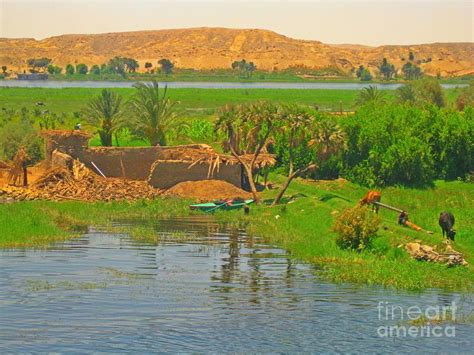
[439,212,456,241]
[359,190,381,213]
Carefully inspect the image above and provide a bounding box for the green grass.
[45,71,473,84]
[0,87,371,146]
[0,197,190,248]
[215,178,474,291]
[0,87,461,115]
[0,87,364,114]
[1,179,472,291]
[0,87,460,146]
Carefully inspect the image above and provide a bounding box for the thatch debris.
[405,241,468,267]
[161,144,276,172]
[0,161,11,169]
[0,160,162,202]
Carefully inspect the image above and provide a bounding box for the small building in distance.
[17,73,49,80]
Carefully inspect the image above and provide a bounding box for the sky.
[0,0,472,45]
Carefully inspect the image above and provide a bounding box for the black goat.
[439,212,456,241]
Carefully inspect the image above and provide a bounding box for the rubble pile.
[405,241,468,267]
[0,160,163,202]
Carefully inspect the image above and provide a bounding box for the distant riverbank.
[0,79,468,90]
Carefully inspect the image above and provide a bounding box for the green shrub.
[332,205,380,251]
[341,104,473,186]
[178,119,215,143]
[0,121,43,164]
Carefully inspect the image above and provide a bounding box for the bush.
[379,138,435,186]
[332,205,381,251]
[455,81,474,110]
[0,121,44,164]
[178,119,214,143]
[341,104,473,186]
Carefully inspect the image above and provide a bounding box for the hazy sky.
[1,0,472,45]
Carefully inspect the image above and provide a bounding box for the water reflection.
[0,216,472,353]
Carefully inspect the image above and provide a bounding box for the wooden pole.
[90,161,106,178]
[373,201,404,213]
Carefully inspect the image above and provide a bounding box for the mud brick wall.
[79,147,163,180]
[77,145,219,180]
[44,134,89,165]
[148,160,242,189]
[51,150,74,170]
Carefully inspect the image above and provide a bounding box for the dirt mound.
[165,180,252,201]
[0,161,162,202]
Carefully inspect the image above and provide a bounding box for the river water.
[0,80,466,90]
[0,217,472,352]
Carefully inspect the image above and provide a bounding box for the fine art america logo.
[377,301,457,338]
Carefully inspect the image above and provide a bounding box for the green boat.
[190,199,254,212]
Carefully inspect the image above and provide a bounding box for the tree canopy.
[402,62,423,80]
[158,59,174,75]
[231,59,257,78]
[128,81,180,146]
[378,58,396,80]
[27,58,52,73]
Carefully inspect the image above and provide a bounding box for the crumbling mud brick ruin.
[43,130,275,190]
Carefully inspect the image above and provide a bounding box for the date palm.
[356,85,386,106]
[272,105,317,205]
[313,119,347,162]
[83,89,125,146]
[216,102,278,203]
[129,81,179,146]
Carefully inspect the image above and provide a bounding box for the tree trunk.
[244,164,260,204]
[272,173,296,206]
[271,164,317,206]
[229,145,260,204]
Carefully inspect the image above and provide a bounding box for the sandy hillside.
[1,27,473,77]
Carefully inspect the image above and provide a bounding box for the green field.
[1,179,472,291]
[0,87,365,114]
[0,86,460,121]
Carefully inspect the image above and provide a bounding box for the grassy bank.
[39,71,474,84]
[216,178,474,291]
[1,179,472,291]
[47,71,353,83]
[0,197,190,248]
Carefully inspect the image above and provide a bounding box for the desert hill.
[1,27,473,77]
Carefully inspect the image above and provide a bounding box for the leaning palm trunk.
[272,141,317,206]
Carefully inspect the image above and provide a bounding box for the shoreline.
[1,178,472,292]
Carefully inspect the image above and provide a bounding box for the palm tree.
[272,105,317,205]
[128,81,179,146]
[216,102,278,203]
[83,89,124,146]
[396,84,416,104]
[356,85,386,106]
[313,119,347,162]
